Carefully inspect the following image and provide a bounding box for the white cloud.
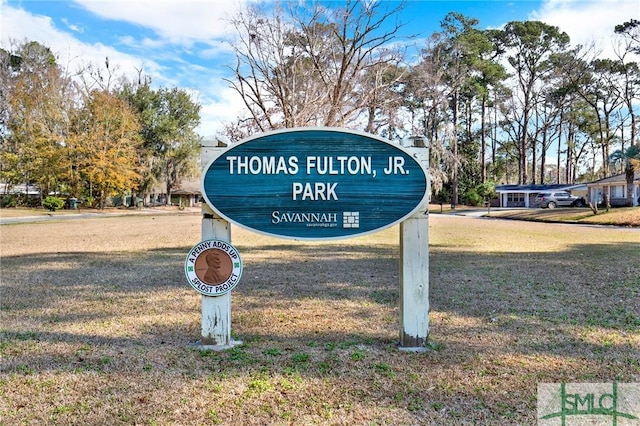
[531,0,640,59]
[0,1,162,83]
[61,17,83,33]
[198,82,247,137]
[72,0,243,45]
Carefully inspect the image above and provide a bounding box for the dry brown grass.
[1,212,639,425]
[488,206,640,227]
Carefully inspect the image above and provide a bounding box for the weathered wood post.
[399,136,430,350]
[197,144,241,349]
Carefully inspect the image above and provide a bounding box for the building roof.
[0,183,41,195]
[495,183,586,193]
[171,179,201,195]
[587,170,640,186]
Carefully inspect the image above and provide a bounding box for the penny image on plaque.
[194,248,233,285]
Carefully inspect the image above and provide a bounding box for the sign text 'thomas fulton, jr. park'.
[201,128,428,240]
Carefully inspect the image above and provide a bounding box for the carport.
[495,184,587,208]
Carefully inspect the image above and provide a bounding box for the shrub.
[0,194,21,208]
[42,196,65,211]
[464,189,483,206]
[0,194,37,208]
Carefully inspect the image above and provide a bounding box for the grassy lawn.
[0,205,195,218]
[1,213,639,425]
[487,206,640,227]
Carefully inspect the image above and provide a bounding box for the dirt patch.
[1,214,638,425]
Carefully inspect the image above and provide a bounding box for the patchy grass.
[0,205,198,219]
[488,206,640,227]
[575,206,640,227]
[1,213,639,425]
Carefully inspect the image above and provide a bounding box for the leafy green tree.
[427,13,477,206]
[496,21,570,184]
[419,13,507,205]
[120,78,159,204]
[0,41,72,201]
[613,20,639,201]
[615,19,640,54]
[476,180,497,214]
[122,80,201,205]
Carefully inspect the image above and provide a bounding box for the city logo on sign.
[184,239,243,296]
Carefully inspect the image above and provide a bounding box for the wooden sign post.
[400,140,430,350]
[193,146,241,349]
[198,205,239,348]
[193,129,430,350]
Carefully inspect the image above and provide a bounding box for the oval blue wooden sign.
[202,128,428,240]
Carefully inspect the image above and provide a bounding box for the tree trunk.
[520,111,529,185]
[365,106,375,134]
[539,130,547,184]
[452,90,459,207]
[481,95,487,183]
[531,132,537,185]
[492,94,498,181]
[165,181,171,206]
[556,113,563,184]
[625,160,635,206]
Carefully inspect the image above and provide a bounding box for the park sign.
[201,128,428,240]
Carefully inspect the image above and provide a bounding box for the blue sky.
[2,0,638,137]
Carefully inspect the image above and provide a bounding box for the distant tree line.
[2,1,639,208]
[224,1,640,206]
[0,41,201,208]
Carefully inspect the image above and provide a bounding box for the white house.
[494,184,587,208]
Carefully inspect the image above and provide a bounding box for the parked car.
[534,191,585,208]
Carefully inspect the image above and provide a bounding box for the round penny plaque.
[185,240,243,296]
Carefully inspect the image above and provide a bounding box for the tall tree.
[497,21,570,184]
[122,81,201,205]
[614,19,639,204]
[532,91,562,184]
[486,82,512,183]
[120,77,162,204]
[568,58,625,177]
[0,41,73,200]
[225,0,408,136]
[423,13,477,206]
[72,90,141,208]
[424,13,508,202]
[403,51,452,195]
[475,30,508,183]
